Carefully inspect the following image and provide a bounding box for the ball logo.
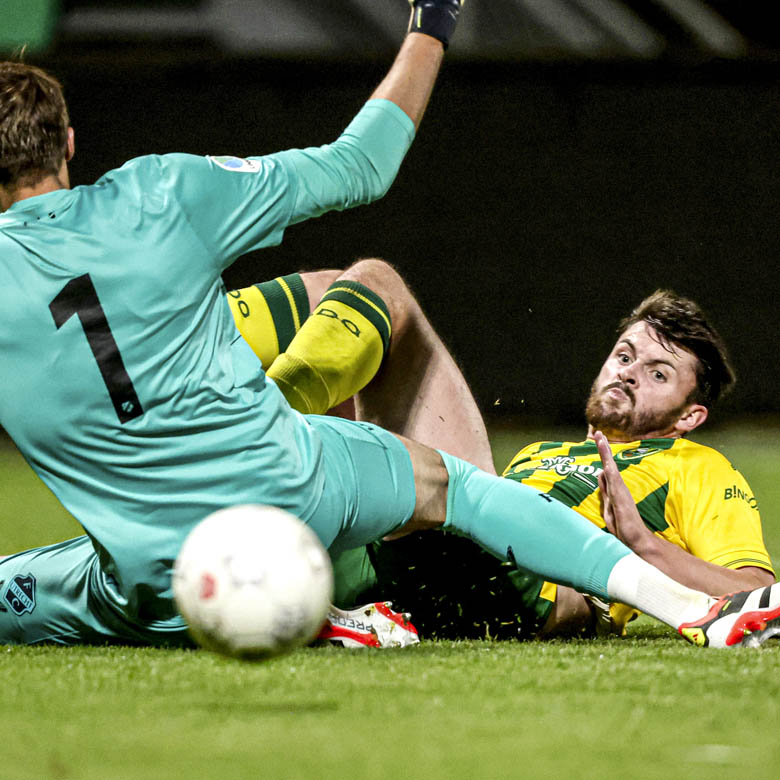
[199,572,218,600]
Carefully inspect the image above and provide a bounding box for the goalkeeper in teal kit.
[1,2,779,649]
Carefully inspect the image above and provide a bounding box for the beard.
[584,380,686,440]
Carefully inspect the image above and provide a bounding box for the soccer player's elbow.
[346,148,400,204]
[357,164,397,203]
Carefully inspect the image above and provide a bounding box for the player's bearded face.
[585,377,688,439]
[585,322,701,440]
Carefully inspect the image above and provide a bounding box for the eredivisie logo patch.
[3,573,37,616]
[208,155,261,173]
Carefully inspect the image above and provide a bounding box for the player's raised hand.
[408,0,464,49]
[594,431,655,552]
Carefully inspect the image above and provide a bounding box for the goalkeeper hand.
[407,0,464,50]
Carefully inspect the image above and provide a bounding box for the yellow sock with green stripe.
[226,274,310,368]
[267,280,392,414]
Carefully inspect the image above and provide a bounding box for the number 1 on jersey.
[50,274,144,423]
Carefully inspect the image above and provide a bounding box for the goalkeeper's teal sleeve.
[278,99,415,223]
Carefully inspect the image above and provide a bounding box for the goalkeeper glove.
[408,0,464,50]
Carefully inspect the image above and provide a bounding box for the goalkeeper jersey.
[0,99,414,618]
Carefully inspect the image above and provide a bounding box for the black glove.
[407,0,464,50]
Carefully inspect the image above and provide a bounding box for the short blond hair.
[0,61,70,189]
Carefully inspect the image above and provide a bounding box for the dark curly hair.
[619,290,736,407]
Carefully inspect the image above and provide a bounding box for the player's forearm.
[369,33,444,130]
[271,23,450,223]
[631,533,773,596]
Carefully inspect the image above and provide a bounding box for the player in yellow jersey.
[234,280,774,641]
[374,289,775,639]
[511,290,774,637]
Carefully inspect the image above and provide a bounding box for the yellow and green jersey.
[503,437,774,631]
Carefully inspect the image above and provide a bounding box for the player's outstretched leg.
[238,259,494,473]
[342,259,494,473]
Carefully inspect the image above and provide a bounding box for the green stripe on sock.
[254,274,309,353]
[280,273,310,322]
[320,281,392,354]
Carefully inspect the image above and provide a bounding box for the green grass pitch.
[2,422,779,780]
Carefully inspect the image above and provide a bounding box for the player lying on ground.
[220,274,775,643]
[2,2,779,650]
[327,290,776,640]
[515,291,774,637]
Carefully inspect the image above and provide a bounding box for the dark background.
[13,1,780,426]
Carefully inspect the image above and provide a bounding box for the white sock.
[606,554,712,628]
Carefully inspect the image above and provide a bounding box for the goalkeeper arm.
[369,1,464,130]
[277,0,468,217]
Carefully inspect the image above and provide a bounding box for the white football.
[173,504,334,660]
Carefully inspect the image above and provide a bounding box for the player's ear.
[674,403,708,435]
[65,127,75,162]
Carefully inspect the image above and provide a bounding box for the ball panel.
[173,504,334,660]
